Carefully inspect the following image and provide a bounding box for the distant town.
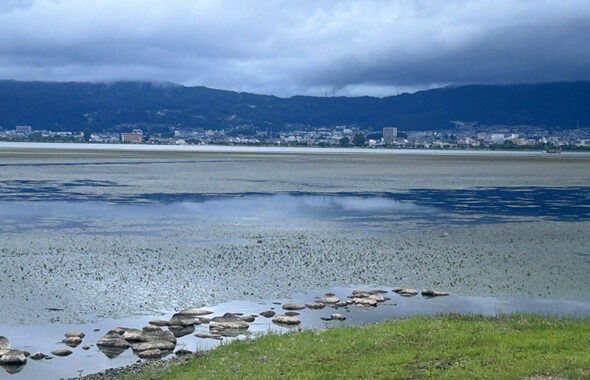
[1,123,590,151]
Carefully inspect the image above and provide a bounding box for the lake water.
[1,143,589,378]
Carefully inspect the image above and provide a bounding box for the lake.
[1,143,589,378]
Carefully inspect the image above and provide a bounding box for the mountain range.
[0,80,589,133]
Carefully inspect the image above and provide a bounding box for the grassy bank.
[130,314,590,379]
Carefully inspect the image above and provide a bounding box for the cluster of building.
[1,123,589,150]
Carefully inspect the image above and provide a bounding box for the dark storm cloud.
[1,0,590,96]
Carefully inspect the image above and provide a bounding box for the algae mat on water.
[128,314,590,380]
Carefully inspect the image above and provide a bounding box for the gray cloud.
[1,0,590,96]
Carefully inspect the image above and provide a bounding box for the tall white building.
[383,127,397,143]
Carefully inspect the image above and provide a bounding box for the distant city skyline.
[1,1,590,97]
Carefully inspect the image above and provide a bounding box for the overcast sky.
[1,0,590,97]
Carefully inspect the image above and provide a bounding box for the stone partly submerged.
[392,288,419,297]
[282,302,306,311]
[29,352,49,360]
[0,350,27,365]
[149,320,170,327]
[315,296,339,304]
[0,336,10,356]
[178,309,213,316]
[62,336,83,347]
[169,313,199,327]
[259,310,276,318]
[168,325,196,338]
[50,349,72,357]
[97,330,131,359]
[272,314,301,326]
[65,330,85,339]
[305,302,326,310]
[421,289,450,297]
[209,313,250,331]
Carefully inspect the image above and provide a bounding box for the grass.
[128,314,590,379]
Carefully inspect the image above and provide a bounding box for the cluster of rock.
[1,287,451,374]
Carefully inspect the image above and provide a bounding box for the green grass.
[129,314,590,379]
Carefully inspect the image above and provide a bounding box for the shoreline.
[2,141,590,157]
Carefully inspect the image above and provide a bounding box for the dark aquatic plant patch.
[127,314,590,380]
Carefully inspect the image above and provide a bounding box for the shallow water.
[1,145,589,378]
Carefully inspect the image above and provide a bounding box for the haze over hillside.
[0,80,589,133]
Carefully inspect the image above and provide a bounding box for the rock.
[93,328,101,332]
[259,310,276,318]
[97,330,131,348]
[30,352,49,360]
[0,337,10,351]
[369,293,386,302]
[209,313,249,330]
[113,327,126,335]
[132,341,175,352]
[272,315,301,325]
[22,351,30,358]
[352,298,378,307]
[315,296,339,304]
[331,314,346,321]
[324,292,336,297]
[143,324,162,332]
[168,325,195,338]
[149,320,170,327]
[305,302,326,310]
[82,346,90,350]
[198,317,211,324]
[320,316,332,321]
[144,329,177,344]
[178,309,213,316]
[169,313,198,326]
[0,350,27,365]
[65,330,85,339]
[393,288,418,297]
[175,349,192,356]
[284,311,300,316]
[240,315,257,322]
[137,349,162,359]
[421,289,450,297]
[282,302,305,310]
[195,333,222,340]
[50,349,72,357]
[335,301,349,307]
[62,336,82,347]
[229,312,244,316]
[122,329,147,342]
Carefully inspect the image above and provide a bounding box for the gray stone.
[209,313,249,330]
[62,336,82,347]
[65,330,85,339]
[0,337,10,351]
[144,329,176,344]
[97,330,131,348]
[305,302,326,310]
[324,292,336,297]
[393,288,418,297]
[0,350,27,365]
[82,346,90,350]
[149,320,170,326]
[259,310,276,318]
[315,296,339,304]
[178,309,213,316]
[284,311,300,316]
[122,328,147,342]
[353,297,378,307]
[143,324,162,332]
[30,352,49,360]
[132,340,175,352]
[50,349,72,357]
[169,313,198,326]
[369,293,386,302]
[282,302,305,310]
[320,316,332,321]
[168,325,195,338]
[334,301,349,307]
[421,289,450,297]
[331,313,346,321]
[240,315,256,322]
[197,317,211,324]
[272,315,301,325]
[175,349,192,356]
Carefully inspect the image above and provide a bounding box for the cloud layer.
[1,0,590,96]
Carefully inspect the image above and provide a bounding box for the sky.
[1,0,590,97]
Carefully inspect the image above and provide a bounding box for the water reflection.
[0,187,588,234]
